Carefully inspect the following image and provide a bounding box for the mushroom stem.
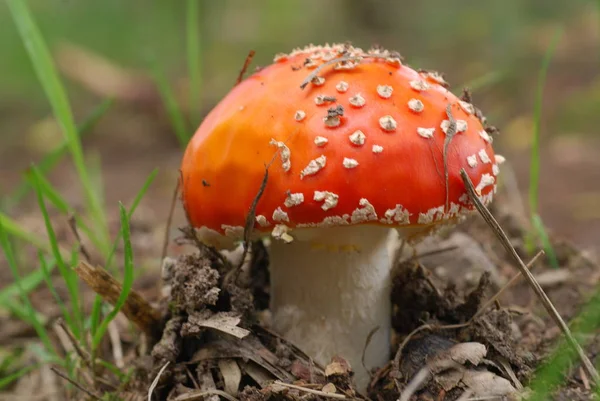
[268,225,396,391]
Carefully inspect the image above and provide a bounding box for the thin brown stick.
[361,326,380,379]
[225,155,276,285]
[162,178,180,262]
[300,55,362,89]
[391,251,544,388]
[57,318,90,363]
[173,389,239,401]
[236,50,256,85]
[68,215,92,263]
[51,367,102,401]
[178,170,227,265]
[459,168,600,385]
[272,381,347,399]
[75,261,162,338]
[470,249,544,322]
[442,104,457,212]
[408,245,459,261]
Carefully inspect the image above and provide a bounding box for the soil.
[119,193,598,401]
[2,85,600,401]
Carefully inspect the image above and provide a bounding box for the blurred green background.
[1,0,599,253]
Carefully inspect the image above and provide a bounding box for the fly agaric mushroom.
[180,43,501,390]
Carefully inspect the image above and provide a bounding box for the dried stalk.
[51,367,102,401]
[272,381,348,400]
[236,50,256,85]
[459,168,600,385]
[75,261,162,338]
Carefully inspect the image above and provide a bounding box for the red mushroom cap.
[180,44,500,244]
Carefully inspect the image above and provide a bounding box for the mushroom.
[180,43,499,390]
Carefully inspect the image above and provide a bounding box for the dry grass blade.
[236,50,256,85]
[75,261,162,338]
[459,168,600,385]
[442,103,458,211]
[173,389,240,401]
[108,320,125,368]
[470,249,544,321]
[56,318,90,363]
[398,368,430,401]
[56,42,158,104]
[272,381,348,399]
[148,361,170,401]
[162,178,180,263]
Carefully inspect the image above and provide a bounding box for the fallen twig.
[459,168,600,385]
[173,389,240,401]
[272,381,348,399]
[51,367,102,401]
[75,261,162,338]
[56,318,90,364]
[67,215,92,263]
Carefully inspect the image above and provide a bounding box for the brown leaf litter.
[2,192,600,401]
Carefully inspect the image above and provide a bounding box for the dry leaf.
[196,313,250,339]
[218,359,242,396]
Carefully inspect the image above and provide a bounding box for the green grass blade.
[39,251,72,329]
[96,359,126,381]
[30,168,83,339]
[87,151,106,218]
[24,166,102,251]
[91,168,157,339]
[89,294,103,340]
[152,65,190,147]
[0,258,55,307]
[104,168,158,270]
[529,285,600,399]
[532,214,559,269]
[0,364,40,390]
[0,218,56,356]
[7,99,114,208]
[186,0,202,125]
[459,70,505,93]
[529,28,562,217]
[92,203,135,350]
[4,300,47,330]
[0,212,52,254]
[6,0,109,245]
[525,27,562,255]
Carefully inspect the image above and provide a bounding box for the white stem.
[268,225,396,391]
